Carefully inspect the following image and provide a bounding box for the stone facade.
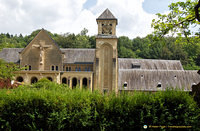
[0,9,199,92]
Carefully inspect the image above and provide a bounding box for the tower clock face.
[102,24,112,35]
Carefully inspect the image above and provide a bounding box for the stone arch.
[82,77,87,89]
[72,77,77,89]
[62,77,67,84]
[47,77,53,81]
[31,77,38,84]
[16,76,23,82]
[100,43,113,90]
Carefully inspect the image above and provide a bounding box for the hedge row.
[0,81,199,130]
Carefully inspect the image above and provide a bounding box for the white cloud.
[0,0,156,38]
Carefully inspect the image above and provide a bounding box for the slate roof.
[118,58,200,91]
[118,69,200,91]
[118,58,183,70]
[0,48,23,63]
[61,48,95,64]
[97,8,117,20]
[0,48,96,64]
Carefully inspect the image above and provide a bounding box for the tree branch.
[195,0,200,22]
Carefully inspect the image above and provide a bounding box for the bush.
[0,86,199,130]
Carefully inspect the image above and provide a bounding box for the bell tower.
[94,9,118,93]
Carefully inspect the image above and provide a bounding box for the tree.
[0,59,21,79]
[195,0,200,22]
[152,0,200,38]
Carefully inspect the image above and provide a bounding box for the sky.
[0,0,182,38]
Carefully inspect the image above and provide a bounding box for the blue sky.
[0,0,183,38]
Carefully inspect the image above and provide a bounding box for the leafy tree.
[152,0,200,38]
[0,59,21,79]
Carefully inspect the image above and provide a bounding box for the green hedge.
[0,83,199,130]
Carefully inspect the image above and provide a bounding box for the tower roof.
[97,8,117,20]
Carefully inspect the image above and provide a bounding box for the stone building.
[0,9,199,92]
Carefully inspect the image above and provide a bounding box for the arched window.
[82,78,87,89]
[16,76,23,82]
[31,77,38,84]
[29,65,31,70]
[47,77,53,81]
[72,77,77,89]
[25,65,27,70]
[56,66,58,71]
[62,77,67,84]
[51,66,54,71]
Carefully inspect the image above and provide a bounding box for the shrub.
[0,86,199,130]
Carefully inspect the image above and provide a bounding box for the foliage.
[151,0,200,38]
[0,27,200,70]
[0,59,21,79]
[0,84,199,130]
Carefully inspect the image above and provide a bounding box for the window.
[103,89,108,94]
[51,66,54,71]
[29,65,31,70]
[85,67,87,71]
[75,67,78,72]
[131,63,141,69]
[124,82,127,89]
[157,82,162,88]
[25,65,27,70]
[69,67,71,71]
[78,67,81,71]
[66,67,69,71]
[88,67,91,72]
[56,66,58,71]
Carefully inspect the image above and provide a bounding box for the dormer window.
[157,82,162,88]
[124,81,127,89]
[132,63,141,69]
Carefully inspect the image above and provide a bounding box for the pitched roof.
[97,8,117,20]
[20,29,62,55]
[0,48,23,63]
[118,69,200,91]
[118,58,183,70]
[0,48,96,64]
[61,48,95,63]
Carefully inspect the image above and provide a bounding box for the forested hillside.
[0,29,199,70]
